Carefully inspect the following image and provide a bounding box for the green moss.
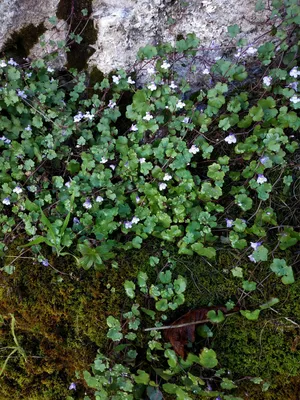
[56,0,97,70]
[1,238,300,398]
[2,23,46,61]
[0,240,152,399]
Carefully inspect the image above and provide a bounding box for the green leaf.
[252,245,268,262]
[260,298,279,310]
[270,258,295,284]
[207,310,225,323]
[124,280,136,299]
[199,348,218,368]
[191,243,216,259]
[134,370,150,385]
[235,194,253,211]
[159,270,172,284]
[221,378,238,390]
[240,309,260,321]
[231,267,243,278]
[242,280,257,292]
[156,299,168,311]
[227,24,240,38]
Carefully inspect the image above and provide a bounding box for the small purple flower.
[259,156,269,165]
[287,81,298,91]
[69,382,76,390]
[124,221,133,229]
[8,58,18,66]
[41,259,49,267]
[73,217,80,224]
[250,241,262,251]
[17,89,27,99]
[225,218,234,228]
[248,254,257,263]
[130,124,138,131]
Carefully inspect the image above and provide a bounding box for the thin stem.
[144,312,238,332]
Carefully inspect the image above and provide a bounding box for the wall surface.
[0,0,269,73]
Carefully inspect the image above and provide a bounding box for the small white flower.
[124,221,133,229]
[96,196,104,203]
[250,241,262,250]
[108,100,116,108]
[84,111,94,120]
[257,174,267,184]
[25,125,32,131]
[143,112,153,121]
[234,50,241,58]
[183,117,190,123]
[290,95,300,104]
[26,72,32,78]
[74,112,83,123]
[176,100,185,109]
[202,68,210,75]
[83,199,92,209]
[109,164,116,170]
[289,67,300,78]
[147,67,155,75]
[2,197,11,205]
[246,47,257,55]
[131,216,140,224]
[139,158,146,164]
[130,124,138,131]
[169,81,177,89]
[65,181,71,188]
[248,254,257,263]
[226,219,234,228]
[148,83,157,91]
[159,182,167,190]
[47,66,54,73]
[0,60,7,68]
[215,56,221,61]
[189,145,199,154]
[112,75,121,84]
[161,60,171,70]
[8,58,18,66]
[0,136,11,144]
[224,134,237,144]
[13,186,23,194]
[136,196,140,203]
[263,76,272,87]
[127,77,135,84]
[100,157,108,164]
[163,173,172,181]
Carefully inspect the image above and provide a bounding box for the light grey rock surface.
[89,0,269,73]
[0,0,59,50]
[0,0,269,73]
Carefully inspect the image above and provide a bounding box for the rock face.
[90,0,268,73]
[0,0,268,73]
